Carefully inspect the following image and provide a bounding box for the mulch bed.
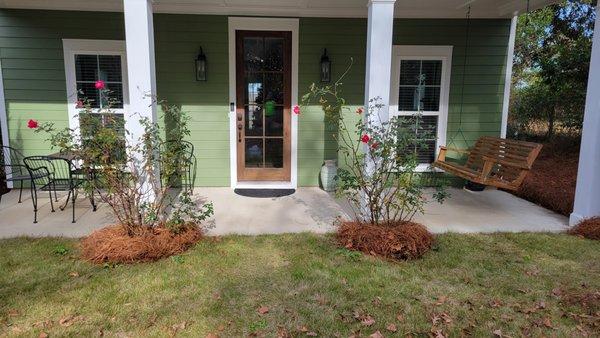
[568,217,600,241]
[80,224,203,264]
[514,141,579,216]
[337,221,434,260]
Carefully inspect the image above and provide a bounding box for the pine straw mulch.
[568,217,600,241]
[337,221,434,260]
[514,141,579,216]
[80,224,203,264]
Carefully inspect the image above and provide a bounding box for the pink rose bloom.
[356,107,364,114]
[94,80,106,90]
[361,134,370,143]
[76,100,84,108]
[27,119,39,129]
[293,105,300,115]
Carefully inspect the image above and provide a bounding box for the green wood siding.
[0,10,510,187]
[154,14,229,187]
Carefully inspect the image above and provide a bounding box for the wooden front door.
[236,30,292,182]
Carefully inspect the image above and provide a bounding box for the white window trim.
[227,17,299,189]
[390,45,453,172]
[62,39,129,132]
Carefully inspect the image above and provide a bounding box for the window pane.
[245,139,263,167]
[264,73,283,104]
[399,60,420,85]
[104,82,124,109]
[265,138,283,168]
[265,106,283,136]
[264,38,283,71]
[397,115,439,164]
[77,82,100,108]
[98,55,122,82]
[245,72,263,105]
[421,61,442,86]
[421,87,441,112]
[244,37,264,72]
[75,55,98,82]
[245,105,263,137]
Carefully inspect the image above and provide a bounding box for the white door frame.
[227,17,299,189]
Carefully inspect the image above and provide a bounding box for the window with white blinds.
[75,54,124,109]
[63,40,128,134]
[390,46,452,169]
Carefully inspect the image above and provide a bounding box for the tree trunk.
[547,107,555,140]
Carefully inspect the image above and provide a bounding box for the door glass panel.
[265,138,283,168]
[264,73,283,104]
[245,73,263,105]
[245,139,263,167]
[244,37,264,72]
[265,106,283,136]
[264,38,284,71]
[245,105,263,137]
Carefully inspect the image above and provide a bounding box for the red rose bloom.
[371,142,379,149]
[27,119,38,129]
[293,105,301,115]
[94,80,106,90]
[361,134,370,143]
[356,107,364,114]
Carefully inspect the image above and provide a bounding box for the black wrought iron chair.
[23,156,90,223]
[160,140,196,194]
[1,146,32,204]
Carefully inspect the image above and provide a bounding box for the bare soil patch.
[80,224,202,264]
[514,140,579,216]
[569,217,600,241]
[337,221,434,260]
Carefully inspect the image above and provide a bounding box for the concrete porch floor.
[0,187,568,239]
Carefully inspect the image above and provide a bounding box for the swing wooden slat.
[432,136,543,191]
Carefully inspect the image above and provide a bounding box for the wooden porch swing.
[432,2,542,191]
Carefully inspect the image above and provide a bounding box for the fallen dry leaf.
[492,329,503,337]
[171,321,187,331]
[396,313,404,322]
[205,333,219,338]
[435,296,448,306]
[369,331,384,338]
[542,317,554,329]
[7,309,19,317]
[361,315,375,326]
[306,332,318,336]
[257,306,269,315]
[298,326,309,333]
[39,333,49,338]
[386,323,397,332]
[59,315,84,327]
[68,271,79,278]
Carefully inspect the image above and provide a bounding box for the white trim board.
[0,60,12,188]
[227,17,299,189]
[389,45,453,172]
[62,39,129,133]
[0,0,556,19]
[501,16,518,139]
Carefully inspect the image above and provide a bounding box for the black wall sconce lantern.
[320,48,331,83]
[196,47,207,81]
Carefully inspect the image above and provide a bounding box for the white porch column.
[364,0,396,124]
[123,0,158,200]
[123,0,157,139]
[570,6,600,225]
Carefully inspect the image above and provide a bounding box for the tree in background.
[510,0,596,140]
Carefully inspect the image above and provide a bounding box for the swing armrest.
[437,146,470,162]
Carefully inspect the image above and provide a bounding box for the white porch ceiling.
[0,0,560,18]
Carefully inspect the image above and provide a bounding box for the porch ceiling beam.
[570,5,600,225]
[0,0,560,19]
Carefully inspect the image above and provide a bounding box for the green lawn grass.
[1,233,599,337]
